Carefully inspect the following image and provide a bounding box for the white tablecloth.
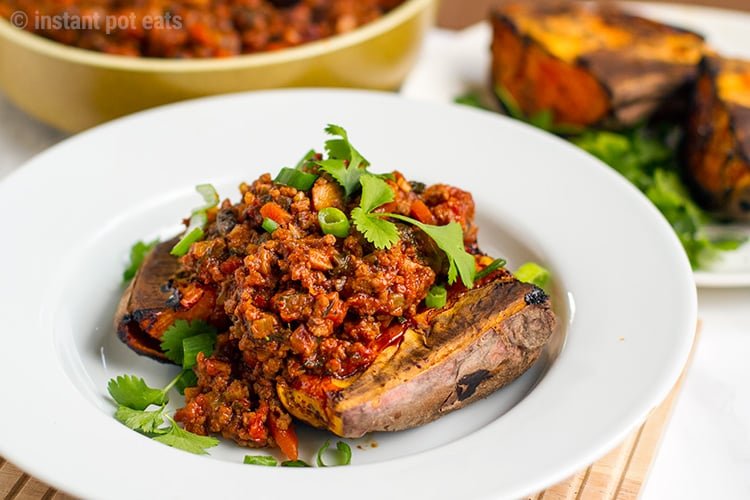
[1,27,748,500]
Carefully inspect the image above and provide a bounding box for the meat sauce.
[1,0,406,58]
[169,169,497,457]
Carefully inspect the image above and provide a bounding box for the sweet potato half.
[491,2,706,129]
[116,240,556,437]
[684,56,750,220]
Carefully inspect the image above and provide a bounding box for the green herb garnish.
[171,184,220,257]
[160,319,217,367]
[281,460,312,467]
[315,124,370,198]
[153,416,219,455]
[182,333,216,369]
[515,262,551,290]
[244,455,279,466]
[475,258,507,281]
[316,440,352,467]
[425,285,447,309]
[114,405,167,434]
[318,207,350,238]
[275,167,318,191]
[107,374,168,411]
[573,126,746,267]
[123,239,159,283]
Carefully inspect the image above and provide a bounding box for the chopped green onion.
[170,211,208,257]
[275,167,318,191]
[243,455,278,466]
[262,217,279,233]
[182,333,216,369]
[318,207,350,238]
[281,460,311,467]
[475,258,507,281]
[515,262,551,290]
[193,184,219,214]
[295,149,317,169]
[316,440,352,467]
[425,285,447,309]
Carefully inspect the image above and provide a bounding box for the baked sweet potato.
[115,238,223,362]
[277,279,554,437]
[491,2,706,129]
[116,240,556,436]
[684,56,750,220]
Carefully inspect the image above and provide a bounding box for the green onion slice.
[243,455,278,467]
[316,440,352,467]
[182,333,216,369]
[281,460,311,467]
[318,207,350,238]
[475,258,507,281]
[515,262,551,290]
[275,167,318,191]
[193,184,219,214]
[295,149,317,170]
[170,211,207,257]
[425,285,447,309]
[262,217,279,233]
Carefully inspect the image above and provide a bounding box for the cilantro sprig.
[107,319,219,455]
[315,124,370,198]
[351,173,477,288]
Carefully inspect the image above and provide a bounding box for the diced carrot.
[269,417,299,461]
[260,202,292,225]
[410,199,436,225]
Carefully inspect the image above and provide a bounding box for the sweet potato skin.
[115,239,220,362]
[278,280,556,438]
[684,56,750,220]
[491,2,705,129]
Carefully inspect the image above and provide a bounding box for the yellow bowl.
[0,0,437,132]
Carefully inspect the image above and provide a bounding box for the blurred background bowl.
[0,0,436,132]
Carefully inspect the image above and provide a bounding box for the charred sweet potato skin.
[684,56,750,220]
[115,239,223,362]
[491,2,705,129]
[278,279,556,438]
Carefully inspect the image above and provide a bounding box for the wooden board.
[0,330,699,499]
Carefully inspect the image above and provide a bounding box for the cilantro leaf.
[359,173,394,213]
[389,215,476,288]
[160,320,217,366]
[351,208,400,250]
[123,239,159,283]
[324,124,369,171]
[317,124,371,197]
[316,159,363,198]
[153,417,219,455]
[573,125,747,268]
[175,369,198,395]
[115,405,167,434]
[107,375,168,411]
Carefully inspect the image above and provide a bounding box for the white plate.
[401,2,750,288]
[0,89,696,499]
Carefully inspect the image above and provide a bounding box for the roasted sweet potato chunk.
[277,279,555,438]
[491,2,705,129]
[684,56,750,220]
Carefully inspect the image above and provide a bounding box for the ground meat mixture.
[1,0,406,58]
[169,168,488,457]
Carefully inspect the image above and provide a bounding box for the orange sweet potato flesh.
[684,56,750,220]
[491,2,706,129]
